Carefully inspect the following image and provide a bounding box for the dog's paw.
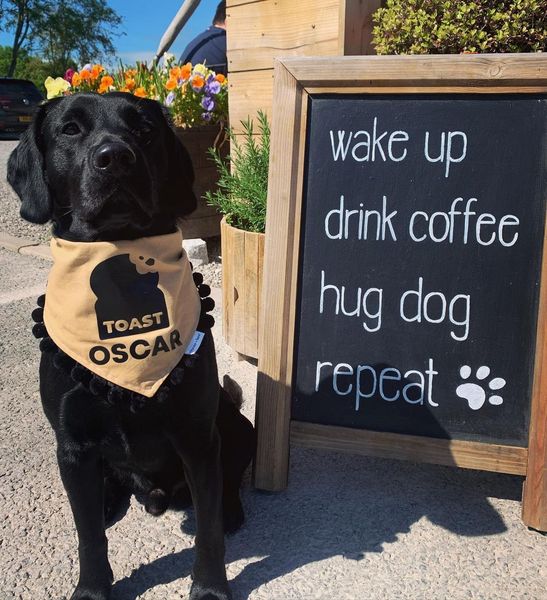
[189,581,232,600]
[71,565,113,600]
[70,583,111,600]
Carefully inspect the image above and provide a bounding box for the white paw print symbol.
[456,365,506,410]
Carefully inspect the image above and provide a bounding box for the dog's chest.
[102,411,180,474]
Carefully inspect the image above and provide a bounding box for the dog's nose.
[93,142,136,173]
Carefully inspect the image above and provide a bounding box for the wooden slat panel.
[254,61,308,491]
[243,230,259,357]
[232,224,246,353]
[221,218,232,343]
[522,219,547,531]
[227,0,341,73]
[282,53,547,87]
[291,422,528,476]
[341,0,382,55]
[228,70,274,133]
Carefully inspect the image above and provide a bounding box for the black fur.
[8,92,255,600]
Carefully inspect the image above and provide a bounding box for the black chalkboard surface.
[292,94,547,446]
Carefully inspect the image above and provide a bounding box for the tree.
[1,0,123,77]
[36,0,123,74]
[3,0,46,76]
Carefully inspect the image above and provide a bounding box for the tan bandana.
[44,229,201,397]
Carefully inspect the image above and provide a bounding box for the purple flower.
[64,68,75,83]
[165,91,175,106]
[202,111,212,121]
[201,96,215,112]
[205,80,221,95]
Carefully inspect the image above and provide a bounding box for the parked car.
[0,78,43,136]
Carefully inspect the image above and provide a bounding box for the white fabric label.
[185,330,205,355]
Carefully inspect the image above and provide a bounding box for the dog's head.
[7,92,197,241]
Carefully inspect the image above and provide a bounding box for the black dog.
[7,92,255,600]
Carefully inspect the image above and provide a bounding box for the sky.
[109,0,219,64]
[0,0,219,66]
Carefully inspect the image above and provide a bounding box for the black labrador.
[7,92,255,600]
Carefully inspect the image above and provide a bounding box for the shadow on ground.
[112,446,520,600]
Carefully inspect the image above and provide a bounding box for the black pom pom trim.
[169,367,185,385]
[192,272,204,286]
[201,297,215,312]
[39,337,56,352]
[31,307,44,323]
[53,353,74,370]
[32,323,47,339]
[198,284,211,298]
[89,376,109,396]
[71,364,92,385]
[36,295,46,308]
[198,314,215,330]
[107,386,124,403]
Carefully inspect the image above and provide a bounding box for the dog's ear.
[7,102,51,224]
[159,106,197,217]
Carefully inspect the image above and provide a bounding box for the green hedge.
[372,0,547,54]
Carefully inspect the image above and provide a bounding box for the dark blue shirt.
[180,26,227,75]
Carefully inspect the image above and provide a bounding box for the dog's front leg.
[57,446,113,600]
[170,427,231,600]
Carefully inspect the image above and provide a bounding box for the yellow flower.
[134,87,147,98]
[193,63,208,77]
[71,72,82,87]
[44,76,70,100]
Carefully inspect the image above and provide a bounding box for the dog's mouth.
[83,187,156,226]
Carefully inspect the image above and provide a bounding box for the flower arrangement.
[44,58,228,129]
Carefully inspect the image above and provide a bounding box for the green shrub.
[205,111,270,233]
[372,0,547,54]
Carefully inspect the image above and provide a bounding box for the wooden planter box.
[175,124,228,239]
[221,217,265,359]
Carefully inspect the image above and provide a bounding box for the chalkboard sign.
[255,55,547,531]
[293,93,546,447]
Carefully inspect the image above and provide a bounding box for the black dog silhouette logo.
[90,254,170,340]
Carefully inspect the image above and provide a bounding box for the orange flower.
[90,65,102,80]
[71,72,82,87]
[134,87,147,98]
[215,73,226,84]
[80,69,91,81]
[100,75,114,87]
[169,66,181,80]
[165,77,177,91]
[125,68,137,78]
[181,62,192,80]
[191,75,204,90]
[124,78,136,91]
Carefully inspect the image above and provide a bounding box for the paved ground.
[1,139,547,600]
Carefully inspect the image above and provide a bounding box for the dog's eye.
[61,122,81,136]
[133,125,152,137]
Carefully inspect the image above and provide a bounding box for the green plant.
[205,111,270,233]
[373,0,547,54]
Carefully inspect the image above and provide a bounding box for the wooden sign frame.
[254,54,547,531]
